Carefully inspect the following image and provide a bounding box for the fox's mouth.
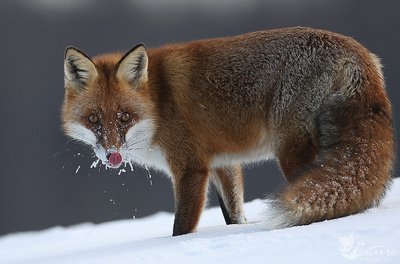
[106,152,123,168]
[93,146,127,169]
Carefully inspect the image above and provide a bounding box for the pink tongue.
[108,152,122,166]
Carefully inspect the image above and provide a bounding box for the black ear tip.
[138,43,146,50]
[128,43,147,54]
[65,46,77,51]
[117,43,148,69]
[65,46,79,58]
[64,46,92,62]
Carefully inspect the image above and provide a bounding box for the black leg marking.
[217,193,233,225]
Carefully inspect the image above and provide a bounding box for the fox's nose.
[106,152,123,167]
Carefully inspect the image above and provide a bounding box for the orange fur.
[62,27,395,236]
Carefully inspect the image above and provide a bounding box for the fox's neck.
[147,46,193,115]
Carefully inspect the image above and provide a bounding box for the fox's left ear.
[117,44,148,87]
[64,47,97,90]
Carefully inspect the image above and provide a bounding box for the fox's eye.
[120,112,131,122]
[88,114,99,124]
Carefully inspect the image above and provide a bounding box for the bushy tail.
[264,59,395,230]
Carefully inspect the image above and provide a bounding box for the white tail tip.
[261,198,302,231]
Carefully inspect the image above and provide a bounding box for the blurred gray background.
[0,0,399,236]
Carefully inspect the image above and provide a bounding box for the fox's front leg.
[172,166,209,236]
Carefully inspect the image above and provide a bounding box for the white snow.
[1,179,399,264]
[89,159,100,169]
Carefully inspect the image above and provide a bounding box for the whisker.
[126,134,147,142]
[126,138,147,148]
[126,147,148,152]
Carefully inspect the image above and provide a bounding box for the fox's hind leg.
[210,166,247,225]
[277,129,318,183]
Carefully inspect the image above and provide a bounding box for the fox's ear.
[117,44,148,87]
[64,47,97,89]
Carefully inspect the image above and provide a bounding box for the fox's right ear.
[116,44,148,88]
[64,47,97,89]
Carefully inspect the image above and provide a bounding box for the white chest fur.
[123,119,171,176]
[131,146,172,177]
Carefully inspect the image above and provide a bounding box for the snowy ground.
[1,179,399,264]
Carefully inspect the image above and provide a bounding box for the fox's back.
[148,27,384,149]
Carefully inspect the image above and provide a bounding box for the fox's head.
[62,45,156,168]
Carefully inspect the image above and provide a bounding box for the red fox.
[62,27,394,236]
